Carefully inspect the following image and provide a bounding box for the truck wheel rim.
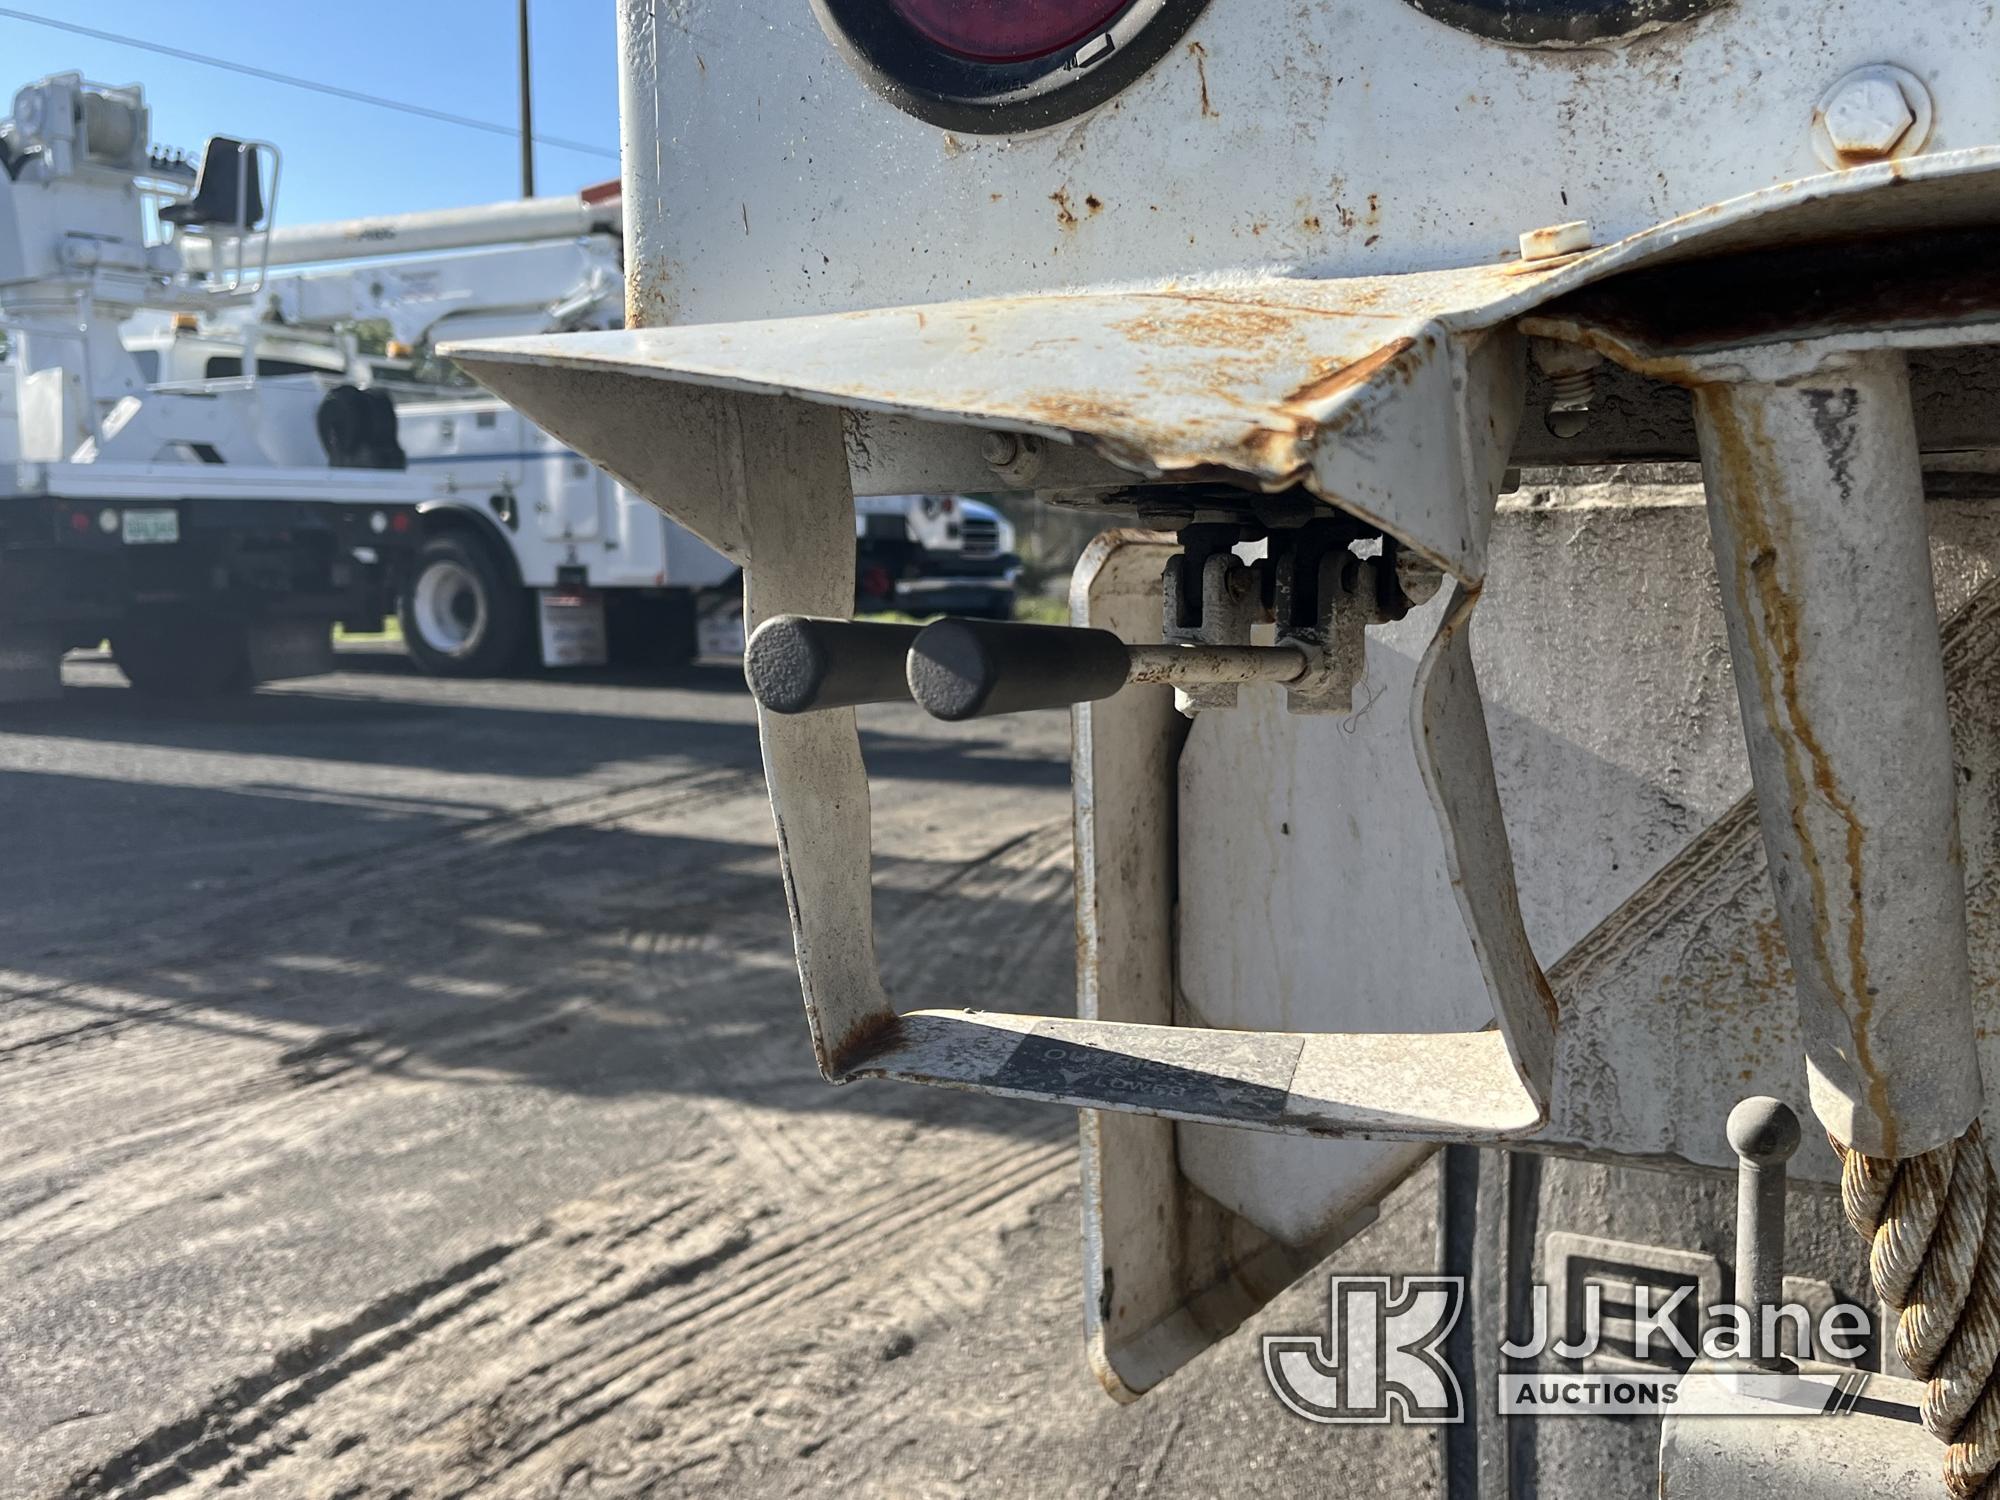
[412,559,487,657]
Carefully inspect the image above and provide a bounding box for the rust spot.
[990,192,1004,202]
[1108,303,1298,349]
[1282,336,1417,412]
[1086,195,1104,214]
[1021,391,1135,437]
[1303,213,1322,233]
[1335,203,1356,232]
[829,1009,905,1075]
[1051,188,1078,229]
[625,261,671,330]
[1188,40,1217,118]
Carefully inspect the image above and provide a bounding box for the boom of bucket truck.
[146,192,737,673]
[168,192,1016,670]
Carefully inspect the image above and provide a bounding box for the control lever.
[745,615,921,714]
[1726,1096,1801,1372]
[906,617,1305,722]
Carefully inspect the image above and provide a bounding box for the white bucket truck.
[0,72,428,698]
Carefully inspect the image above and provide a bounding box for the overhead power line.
[0,6,617,160]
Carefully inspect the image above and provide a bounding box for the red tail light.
[816,0,1208,134]
[886,0,1131,61]
[390,512,413,534]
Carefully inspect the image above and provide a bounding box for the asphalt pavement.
[0,647,1433,1498]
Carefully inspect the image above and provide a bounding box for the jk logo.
[1262,1275,1466,1425]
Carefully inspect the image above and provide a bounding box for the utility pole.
[517,0,535,197]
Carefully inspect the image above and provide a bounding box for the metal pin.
[906,617,1305,722]
[1726,1095,1801,1371]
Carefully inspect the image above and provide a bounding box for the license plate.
[120,509,180,545]
[536,589,607,668]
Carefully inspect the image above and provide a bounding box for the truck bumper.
[0,495,420,640]
[890,574,1015,618]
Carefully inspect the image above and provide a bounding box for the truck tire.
[399,533,528,677]
[606,591,698,672]
[112,611,253,698]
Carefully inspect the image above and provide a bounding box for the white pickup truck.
[853,494,1019,619]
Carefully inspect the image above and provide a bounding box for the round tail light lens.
[886,0,1132,62]
[815,0,1209,134]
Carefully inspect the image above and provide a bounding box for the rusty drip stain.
[1282,336,1417,412]
[1699,391,1892,1154]
[830,1008,905,1075]
[1021,333,1426,495]
[1050,188,1079,230]
[1188,41,1217,118]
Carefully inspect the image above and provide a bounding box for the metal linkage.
[904,617,1305,722]
[1695,349,1995,1498]
[743,612,1311,723]
[1162,523,1260,714]
[1698,350,1982,1163]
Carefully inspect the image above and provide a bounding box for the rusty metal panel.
[452,147,2000,570]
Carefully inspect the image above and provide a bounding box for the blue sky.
[0,2,621,224]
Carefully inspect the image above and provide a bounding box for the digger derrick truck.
[447,3,2000,1494]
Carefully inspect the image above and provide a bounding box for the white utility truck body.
[447,5,2000,1494]
[134,204,743,673]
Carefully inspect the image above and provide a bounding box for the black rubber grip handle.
[745,615,921,714]
[906,618,1130,721]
